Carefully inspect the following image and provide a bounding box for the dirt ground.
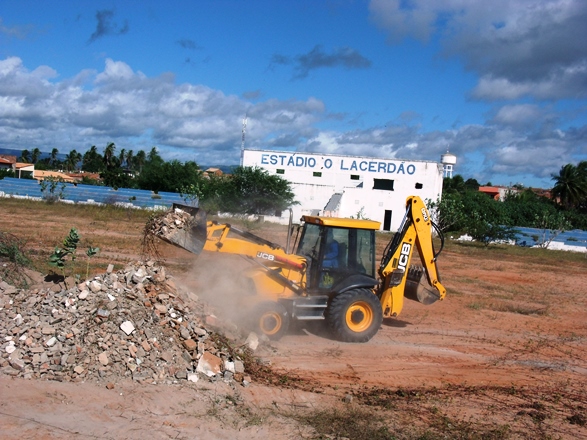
[1,203,586,439]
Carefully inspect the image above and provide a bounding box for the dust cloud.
[174,251,259,333]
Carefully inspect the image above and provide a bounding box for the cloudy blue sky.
[1,0,586,188]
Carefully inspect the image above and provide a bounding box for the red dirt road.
[1,215,586,438]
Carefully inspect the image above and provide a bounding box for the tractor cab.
[296,216,381,292]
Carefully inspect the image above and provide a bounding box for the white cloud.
[369,0,587,101]
[0,57,325,163]
[0,56,584,186]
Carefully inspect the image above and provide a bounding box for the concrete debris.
[245,332,259,351]
[147,208,196,242]
[0,260,253,387]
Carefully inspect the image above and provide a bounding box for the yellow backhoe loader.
[158,195,446,343]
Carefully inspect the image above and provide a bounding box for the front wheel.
[250,301,290,340]
[326,289,383,343]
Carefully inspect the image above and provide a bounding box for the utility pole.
[240,114,247,166]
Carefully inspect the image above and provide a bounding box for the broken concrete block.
[98,352,109,366]
[196,352,222,377]
[245,332,259,351]
[182,339,197,351]
[187,372,199,383]
[120,321,135,335]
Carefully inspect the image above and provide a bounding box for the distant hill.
[0,148,64,161]
[0,148,25,158]
[0,148,238,172]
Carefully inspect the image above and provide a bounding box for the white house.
[242,149,445,231]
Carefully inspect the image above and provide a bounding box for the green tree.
[125,150,134,171]
[118,148,126,166]
[64,150,81,171]
[426,193,465,233]
[551,163,587,209]
[208,166,297,216]
[31,148,41,164]
[502,189,558,227]
[103,142,116,168]
[101,168,135,189]
[147,147,163,165]
[136,159,201,192]
[82,145,103,172]
[532,211,571,248]
[20,149,31,163]
[0,168,15,179]
[40,176,67,203]
[50,148,59,167]
[466,212,517,247]
[134,150,146,173]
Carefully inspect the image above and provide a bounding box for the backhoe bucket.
[404,266,441,305]
[158,204,207,255]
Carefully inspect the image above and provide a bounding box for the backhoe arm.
[203,221,306,271]
[378,196,446,318]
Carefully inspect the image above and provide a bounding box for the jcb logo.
[421,208,429,222]
[256,252,275,261]
[398,243,411,270]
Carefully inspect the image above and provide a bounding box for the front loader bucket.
[157,204,207,255]
[404,266,441,305]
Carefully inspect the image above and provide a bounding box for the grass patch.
[468,300,548,316]
[491,303,549,316]
[295,406,396,440]
[0,230,32,287]
[444,239,587,264]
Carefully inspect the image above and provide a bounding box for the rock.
[182,339,197,351]
[234,360,245,374]
[98,352,109,366]
[9,358,25,371]
[0,259,252,389]
[187,372,199,383]
[120,321,135,335]
[196,352,223,377]
[245,332,259,351]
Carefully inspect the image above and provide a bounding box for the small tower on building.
[441,150,457,178]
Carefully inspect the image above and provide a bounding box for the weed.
[294,406,396,440]
[39,176,66,203]
[0,230,32,287]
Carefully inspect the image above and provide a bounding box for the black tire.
[250,301,290,340]
[326,288,383,343]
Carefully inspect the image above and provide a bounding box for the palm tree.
[20,149,31,163]
[551,163,587,209]
[118,148,126,167]
[134,150,146,173]
[31,148,41,164]
[65,150,82,172]
[147,146,162,163]
[103,142,116,168]
[125,150,134,171]
[50,148,59,167]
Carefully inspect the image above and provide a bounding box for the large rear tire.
[250,301,290,340]
[326,289,383,343]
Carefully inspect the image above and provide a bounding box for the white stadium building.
[242,149,448,232]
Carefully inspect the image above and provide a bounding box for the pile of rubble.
[0,261,257,387]
[144,206,207,255]
[146,207,195,239]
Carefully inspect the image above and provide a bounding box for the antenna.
[240,114,247,166]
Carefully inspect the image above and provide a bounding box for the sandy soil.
[1,210,586,439]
